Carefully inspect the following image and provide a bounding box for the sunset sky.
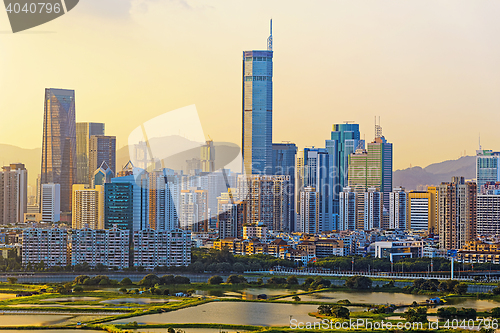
[1,0,499,170]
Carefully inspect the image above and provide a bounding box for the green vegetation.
[402,306,428,323]
[317,304,350,319]
[437,306,477,319]
[345,275,372,289]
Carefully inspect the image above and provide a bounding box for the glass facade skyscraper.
[272,143,297,231]
[242,50,273,175]
[476,150,500,193]
[76,122,105,185]
[41,88,76,213]
[89,135,116,186]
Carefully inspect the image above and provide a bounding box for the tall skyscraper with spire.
[41,88,76,213]
[242,20,273,175]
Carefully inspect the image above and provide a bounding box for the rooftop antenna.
[375,116,382,138]
[267,19,273,51]
[479,133,482,151]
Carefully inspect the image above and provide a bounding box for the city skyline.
[0,1,499,172]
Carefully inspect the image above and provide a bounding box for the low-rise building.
[457,240,500,264]
[372,240,423,261]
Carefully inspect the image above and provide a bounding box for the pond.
[281,291,430,305]
[0,314,74,326]
[0,331,103,333]
[111,301,319,326]
[42,297,101,302]
[133,329,246,333]
[101,298,179,304]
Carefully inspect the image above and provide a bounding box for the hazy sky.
[1,0,500,170]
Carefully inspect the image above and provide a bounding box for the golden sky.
[1,0,499,170]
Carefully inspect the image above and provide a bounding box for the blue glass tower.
[242,24,273,175]
[330,123,361,216]
[104,175,148,231]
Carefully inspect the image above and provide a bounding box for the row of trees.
[403,279,468,294]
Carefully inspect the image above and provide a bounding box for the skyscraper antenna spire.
[479,133,482,150]
[267,19,273,51]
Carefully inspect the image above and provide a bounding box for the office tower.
[41,88,76,213]
[76,122,105,184]
[339,187,356,231]
[407,191,437,231]
[36,174,41,210]
[104,173,149,231]
[272,143,297,231]
[201,140,215,172]
[180,187,209,232]
[389,187,407,230]
[301,147,335,231]
[217,190,246,239]
[330,123,361,190]
[88,135,116,186]
[71,184,104,229]
[299,187,319,234]
[133,141,150,171]
[0,164,27,224]
[41,183,60,222]
[22,227,68,267]
[133,228,191,270]
[477,182,500,236]
[92,161,114,187]
[476,150,500,193]
[438,177,476,250]
[69,225,129,269]
[242,23,273,175]
[237,174,291,231]
[149,170,166,230]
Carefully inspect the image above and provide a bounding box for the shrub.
[345,276,372,289]
[286,276,299,285]
[139,274,160,287]
[208,275,223,285]
[120,277,133,286]
[173,275,190,284]
[73,286,83,293]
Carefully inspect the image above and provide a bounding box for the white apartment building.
[41,183,60,223]
[22,227,68,267]
[133,228,191,270]
[69,225,129,269]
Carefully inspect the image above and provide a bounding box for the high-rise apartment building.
[200,140,215,173]
[217,190,246,239]
[88,135,116,186]
[237,174,292,231]
[272,143,297,230]
[242,26,273,175]
[41,88,76,213]
[301,147,335,232]
[299,187,319,234]
[477,182,500,236]
[476,150,500,193]
[41,183,60,223]
[389,187,407,230]
[71,184,104,229]
[0,164,27,224]
[438,177,476,250]
[180,187,208,232]
[76,123,105,184]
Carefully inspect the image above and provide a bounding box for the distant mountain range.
[0,142,476,192]
[393,156,475,190]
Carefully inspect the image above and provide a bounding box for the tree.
[74,275,89,285]
[403,307,428,323]
[490,307,500,318]
[226,274,245,284]
[139,274,160,287]
[7,277,17,284]
[120,277,133,286]
[94,263,107,272]
[189,261,205,273]
[268,277,286,285]
[318,304,332,315]
[208,275,223,285]
[454,283,468,295]
[345,276,372,290]
[160,275,175,285]
[173,275,190,284]
[292,295,301,302]
[332,306,350,319]
[119,287,127,294]
[73,286,83,292]
[286,276,299,285]
[233,262,246,273]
